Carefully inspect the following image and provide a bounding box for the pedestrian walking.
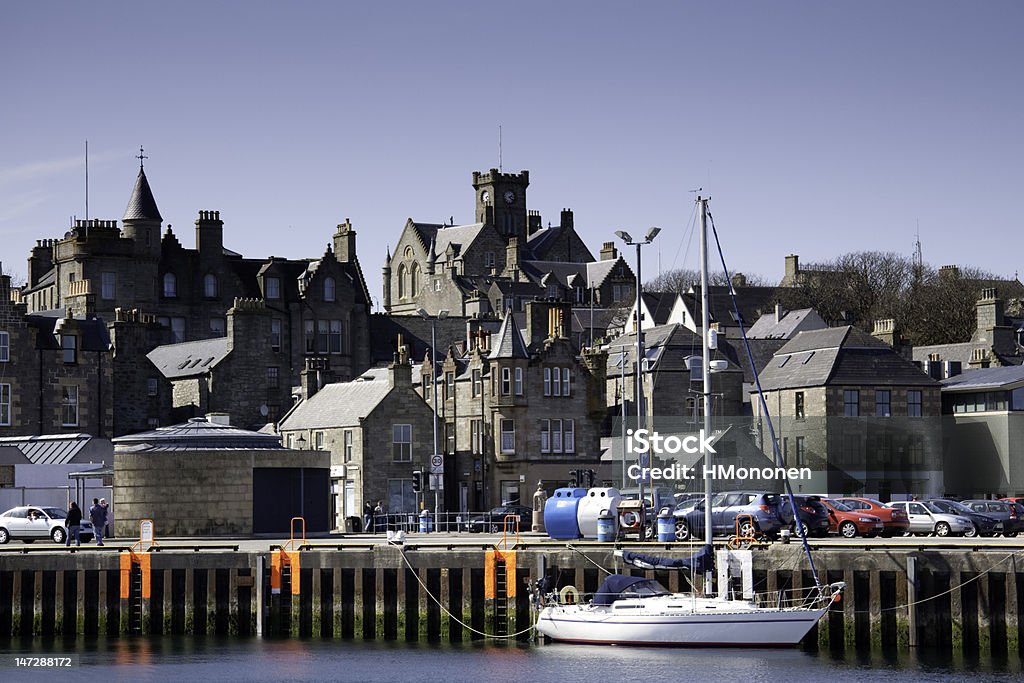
[89,498,107,546]
[374,500,384,533]
[65,501,83,548]
[100,498,110,539]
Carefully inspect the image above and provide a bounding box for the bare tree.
[646,268,770,293]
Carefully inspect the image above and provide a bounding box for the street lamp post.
[615,227,660,537]
[418,308,449,521]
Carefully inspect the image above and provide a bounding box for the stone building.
[910,288,1024,371]
[751,326,943,499]
[113,417,329,536]
[19,161,373,403]
[276,350,436,528]
[419,300,609,511]
[383,168,635,320]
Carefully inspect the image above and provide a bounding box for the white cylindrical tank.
[577,487,621,539]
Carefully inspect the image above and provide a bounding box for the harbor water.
[0,637,1020,682]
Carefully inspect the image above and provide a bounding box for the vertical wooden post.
[906,556,917,648]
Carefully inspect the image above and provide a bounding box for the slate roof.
[368,314,469,366]
[686,285,778,327]
[603,323,739,375]
[489,310,529,359]
[147,337,230,379]
[747,308,827,339]
[26,314,111,351]
[642,292,678,326]
[756,326,938,391]
[411,222,486,261]
[277,377,394,430]
[122,168,163,222]
[113,417,284,451]
[940,366,1024,392]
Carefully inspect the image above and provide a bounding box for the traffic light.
[412,470,422,493]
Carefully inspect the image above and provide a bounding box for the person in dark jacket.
[89,498,107,546]
[65,501,83,547]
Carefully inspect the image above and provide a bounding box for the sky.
[3,1,1022,308]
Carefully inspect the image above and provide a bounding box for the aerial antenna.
[498,125,502,172]
[85,140,89,221]
[913,220,924,281]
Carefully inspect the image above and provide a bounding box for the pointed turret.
[122,162,162,258]
[489,309,529,359]
[426,235,437,275]
[382,245,393,311]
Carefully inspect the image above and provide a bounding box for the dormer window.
[324,276,336,302]
[266,276,281,300]
[163,273,177,298]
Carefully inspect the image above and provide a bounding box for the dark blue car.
[927,499,999,537]
[672,491,784,541]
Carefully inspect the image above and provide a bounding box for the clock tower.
[472,169,529,242]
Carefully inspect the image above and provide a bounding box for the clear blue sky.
[3,1,1022,306]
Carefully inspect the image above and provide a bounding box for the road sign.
[430,454,444,474]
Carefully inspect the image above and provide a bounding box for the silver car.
[886,501,973,537]
[0,506,95,544]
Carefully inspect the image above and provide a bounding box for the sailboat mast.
[699,196,713,555]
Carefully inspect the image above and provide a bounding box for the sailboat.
[533,196,844,647]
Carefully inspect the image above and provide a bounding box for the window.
[0,383,10,426]
[875,390,891,417]
[540,419,551,453]
[397,264,407,299]
[0,331,8,362]
[434,279,441,292]
[387,478,417,514]
[410,264,419,297]
[470,419,483,454]
[264,276,281,299]
[562,368,570,397]
[445,372,455,400]
[318,320,330,353]
[514,367,523,396]
[543,368,551,396]
[147,418,159,429]
[61,334,77,364]
[907,390,923,417]
[266,367,279,389]
[500,419,515,453]
[612,285,623,302]
[575,287,585,304]
[445,421,455,454]
[146,378,159,397]
[501,367,511,395]
[484,252,496,269]
[163,272,177,297]
[552,368,561,396]
[547,284,558,299]
[795,392,805,419]
[472,369,482,397]
[101,272,116,300]
[61,385,79,427]
[210,317,225,337]
[204,273,218,298]
[541,418,575,453]
[392,424,412,462]
[329,320,343,353]
[551,419,562,453]
[795,436,806,467]
[314,431,324,450]
[564,419,575,453]
[343,430,353,462]
[271,319,282,352]
[171,318,186,344]
[304,319,315,353]
[843,390,860,417]
[323,276,336,302]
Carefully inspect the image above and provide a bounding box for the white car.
[0,506,95,544]
[886,501,973,537]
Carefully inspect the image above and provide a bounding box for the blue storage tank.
[544,488,587,540]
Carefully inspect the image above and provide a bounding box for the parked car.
[0,505,95,544]
[820,498,884,538]
[777,495,831,537]
[927,499,1000,537]
[833,497,910,537]
[462,505,532,533]
[887,501,973,537]
[672,490,784,541]
[963,499,1021,537]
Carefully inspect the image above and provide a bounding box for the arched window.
[410,263,420,297]
[163,273,177,298]
[323,276,336,302]
[203,273,218,298]
[398,264,407,299]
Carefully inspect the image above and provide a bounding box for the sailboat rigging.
[533,196,844,647]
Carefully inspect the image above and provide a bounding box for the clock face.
[503,190,516,204]
[481,190,490,204]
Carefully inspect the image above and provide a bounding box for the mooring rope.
[395,545,535,639]
[564,544,614,575]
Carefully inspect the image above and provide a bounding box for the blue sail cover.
[619,544,714,573]
[593,575,669,606]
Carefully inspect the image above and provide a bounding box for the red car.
[833,497,910,537]
[821,498,884,538]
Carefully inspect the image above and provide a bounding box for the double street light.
[615,227,660,533]
[417,308,449,519]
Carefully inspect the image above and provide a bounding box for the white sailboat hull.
[535,595,831,647]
